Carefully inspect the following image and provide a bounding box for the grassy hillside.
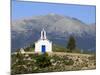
[16,44,95,54]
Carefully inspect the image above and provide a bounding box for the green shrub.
[35,53,51,68]
[64,59,74,65]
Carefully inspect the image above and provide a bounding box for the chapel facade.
[34,29,52,53]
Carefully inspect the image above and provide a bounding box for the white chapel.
[34,29,52,53]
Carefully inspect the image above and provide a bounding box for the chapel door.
[42,45,46,53]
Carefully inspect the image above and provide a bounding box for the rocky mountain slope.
[11,14,96,52]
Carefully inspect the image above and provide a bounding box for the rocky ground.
[11,52,96,74]
[49,52,96,71]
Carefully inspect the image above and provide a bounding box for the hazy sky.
[12,1,96,24]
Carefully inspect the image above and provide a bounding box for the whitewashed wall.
[35,39,52,52]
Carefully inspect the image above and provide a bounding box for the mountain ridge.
[11,14,96,52]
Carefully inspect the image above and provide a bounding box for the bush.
[11,65,28,74]
[35,53,51,68]
[64,59,74,65]
[88,55,96,60]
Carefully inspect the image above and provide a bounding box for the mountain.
[11,13,96,52]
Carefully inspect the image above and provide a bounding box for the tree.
[67,36,76,52]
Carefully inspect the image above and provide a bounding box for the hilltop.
[11,51,96,74]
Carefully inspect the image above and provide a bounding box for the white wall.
[35,39,52,52]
